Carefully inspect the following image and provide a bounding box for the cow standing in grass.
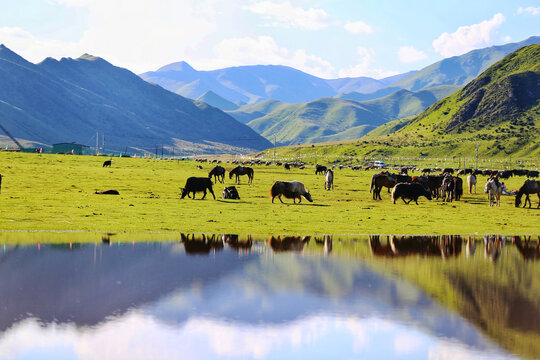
[270,181,312,204]
[391,182,432,204]
[180,177,215,200]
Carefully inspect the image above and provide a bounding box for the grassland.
[0,152,538,235]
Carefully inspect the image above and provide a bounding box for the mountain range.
[385,43,540,157]
[0,45,271,154]
[227,85,460,145]
[140,62,416,105]
[140,36,540,147]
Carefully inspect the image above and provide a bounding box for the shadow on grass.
[217,199,251,204]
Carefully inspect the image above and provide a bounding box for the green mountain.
[391,36,540,92]
[389,43,540,156]
[339,36,540,102]
[232,86,459,145]
[196,91,239,111]
[0,45,271,154]
[267,44,540,158]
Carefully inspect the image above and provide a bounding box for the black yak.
[270,181,312,203]
[315,164,327,175]
[180,177,215,200]
[102,160,112,167]
[391,182,432,204]
[222,186,240,199]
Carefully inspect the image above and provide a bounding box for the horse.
[515,179,540,208]
[229,166,254,184]
[467,174,477,194]
[325,169,334,190]
[208,165,225,183]
[370,173,411,200]
[484,177,502,206]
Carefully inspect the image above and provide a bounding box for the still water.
[0,234,539,359]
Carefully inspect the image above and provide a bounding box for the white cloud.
[518,6,540,15]
[432,13,506,58]
[397,46,428,63]
[344,21,373,35]
[1,0,221,73]
[338,46,398,79]
[394,333,423,355]
[0,27,84,62]
[209,35,335,78]
[246,1,330,30]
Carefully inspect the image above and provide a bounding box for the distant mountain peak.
[0,44,30,65]
[197,90,239,111]
[157,61,196,72]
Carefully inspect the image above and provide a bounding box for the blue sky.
[0,0,539,78]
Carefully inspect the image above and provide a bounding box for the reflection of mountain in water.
[0,242,250,331]
[0,237,498,353]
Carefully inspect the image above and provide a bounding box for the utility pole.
[96,131,99,155]
[475,141,479,170]
[102,133,105,153]
[273,136,276,162]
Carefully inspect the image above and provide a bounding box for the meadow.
[0,152,538,236]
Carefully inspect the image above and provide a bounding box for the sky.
[0,0,539,79]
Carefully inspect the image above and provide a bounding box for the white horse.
[484,177,502,206]
[467,174,477,194]
[325,169,334,190]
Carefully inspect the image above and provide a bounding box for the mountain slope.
[339,36,540,103]
[273,44,540,158]
[393,43,540,155]
[140,63,412,105]
[0,45,271,154]
[232,86,460,145]
[391,36,540,92]
[196,91,239,111]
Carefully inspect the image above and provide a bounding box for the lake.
[0,233,538,359]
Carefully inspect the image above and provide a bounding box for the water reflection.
[0,234,538,359]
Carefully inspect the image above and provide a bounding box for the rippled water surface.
[0,234,539,359]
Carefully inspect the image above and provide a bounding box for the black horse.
[515,179,540,208]
[229,166,254,184]
[208,165,225,183]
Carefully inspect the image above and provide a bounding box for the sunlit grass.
[0,152,538,234]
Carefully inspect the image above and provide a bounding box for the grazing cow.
[391,182,432,204]
[222,186,240,200]
[197,165,203,169]
[94,189,119,195]
[324,169,334,190]
[180,177,215,200]
[315,164,327,175]
[442,168,454,174]
[208,165,225,183]
[467,174,477,194]
[102,160,112,167]
[284,163,290,170]
[270,180,312,204]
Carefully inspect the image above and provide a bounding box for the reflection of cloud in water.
[0,314,510,360]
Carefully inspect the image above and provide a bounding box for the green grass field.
[0,152,538,235]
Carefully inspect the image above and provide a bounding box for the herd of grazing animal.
[90,157,538,208]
